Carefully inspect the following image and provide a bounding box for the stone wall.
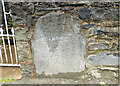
[4,2,119,77]
[15,27,34,77]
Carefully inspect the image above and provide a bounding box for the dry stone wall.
[4,2,119,77]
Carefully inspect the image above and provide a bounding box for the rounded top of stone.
[36,12,74,26]
[39,12,65,19]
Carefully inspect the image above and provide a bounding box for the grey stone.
[88,27,119,36]
[96,30,119,37]
[26,3,34,14]
[88,52,118,66]
[88,43,109,50]
[27,28,34,39]
[14,27,27,41]
[36,11,46,16]
[111,53,119,57]
[31,12,86,75]
[90,70,101,79]
[96,30,105,35]
[91,8,119,21]
[16,41,29,62]
[21,65,33,77]
[88,38,96,43]
[112,32,119,37]
[91,2,115,7]
[78,7,90,20]
[32,16,39,21]
[88,29,95,36]
[117,39,120,51]
[82,24,95,29]
[111,43,116,49]
[88,27,104,36]
[19,3,35,14]
[95,36,113,40]
[27,15,32,30]
[11,15,26,26]
[112,72,118,78]
[10,6,24,16]
[91,8,105,21]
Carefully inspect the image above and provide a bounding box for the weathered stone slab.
[31,12,86,75]
[91,8,119,21]
[88,52,118,66]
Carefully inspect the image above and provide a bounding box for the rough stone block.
[78,7,90,20]
[91,8,119,21]
[88,52,118,66]
[31,12,86,75]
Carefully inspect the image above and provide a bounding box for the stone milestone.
[31,12,86,75]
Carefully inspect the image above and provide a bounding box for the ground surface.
[0,67,21,80]
[4,77,118,84]
[1,70,118,84]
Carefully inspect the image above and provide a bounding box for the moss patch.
[0,78,14,83]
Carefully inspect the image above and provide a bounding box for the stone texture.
[15,27,27,41]
[16,40,33,77]
[15,27,29,62]
[96,30,119,37]
[4,2,119,79]
[21,65,33,77]
[78,7,90,20]
[111,43,116,49]
[88,27,119,36]
[91,8,119,21]
[16,41,29,62]
[31,12,86,75]
[25,3,34,14]
[88,43,109,50]
[88,27,104,36]
[27,15,32,30]
[91,2,119,7]
[118,39,120,51]
[95,36,113,40]
[10,3,34,15]
[90,70,101,79]
[10,6,24,16]
[81,24,95,29]
[11,15,26,26]
[88,52,118,66]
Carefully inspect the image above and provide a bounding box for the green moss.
[2,22,13,29]
[8,22,13,27]
[0,78,14,83]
